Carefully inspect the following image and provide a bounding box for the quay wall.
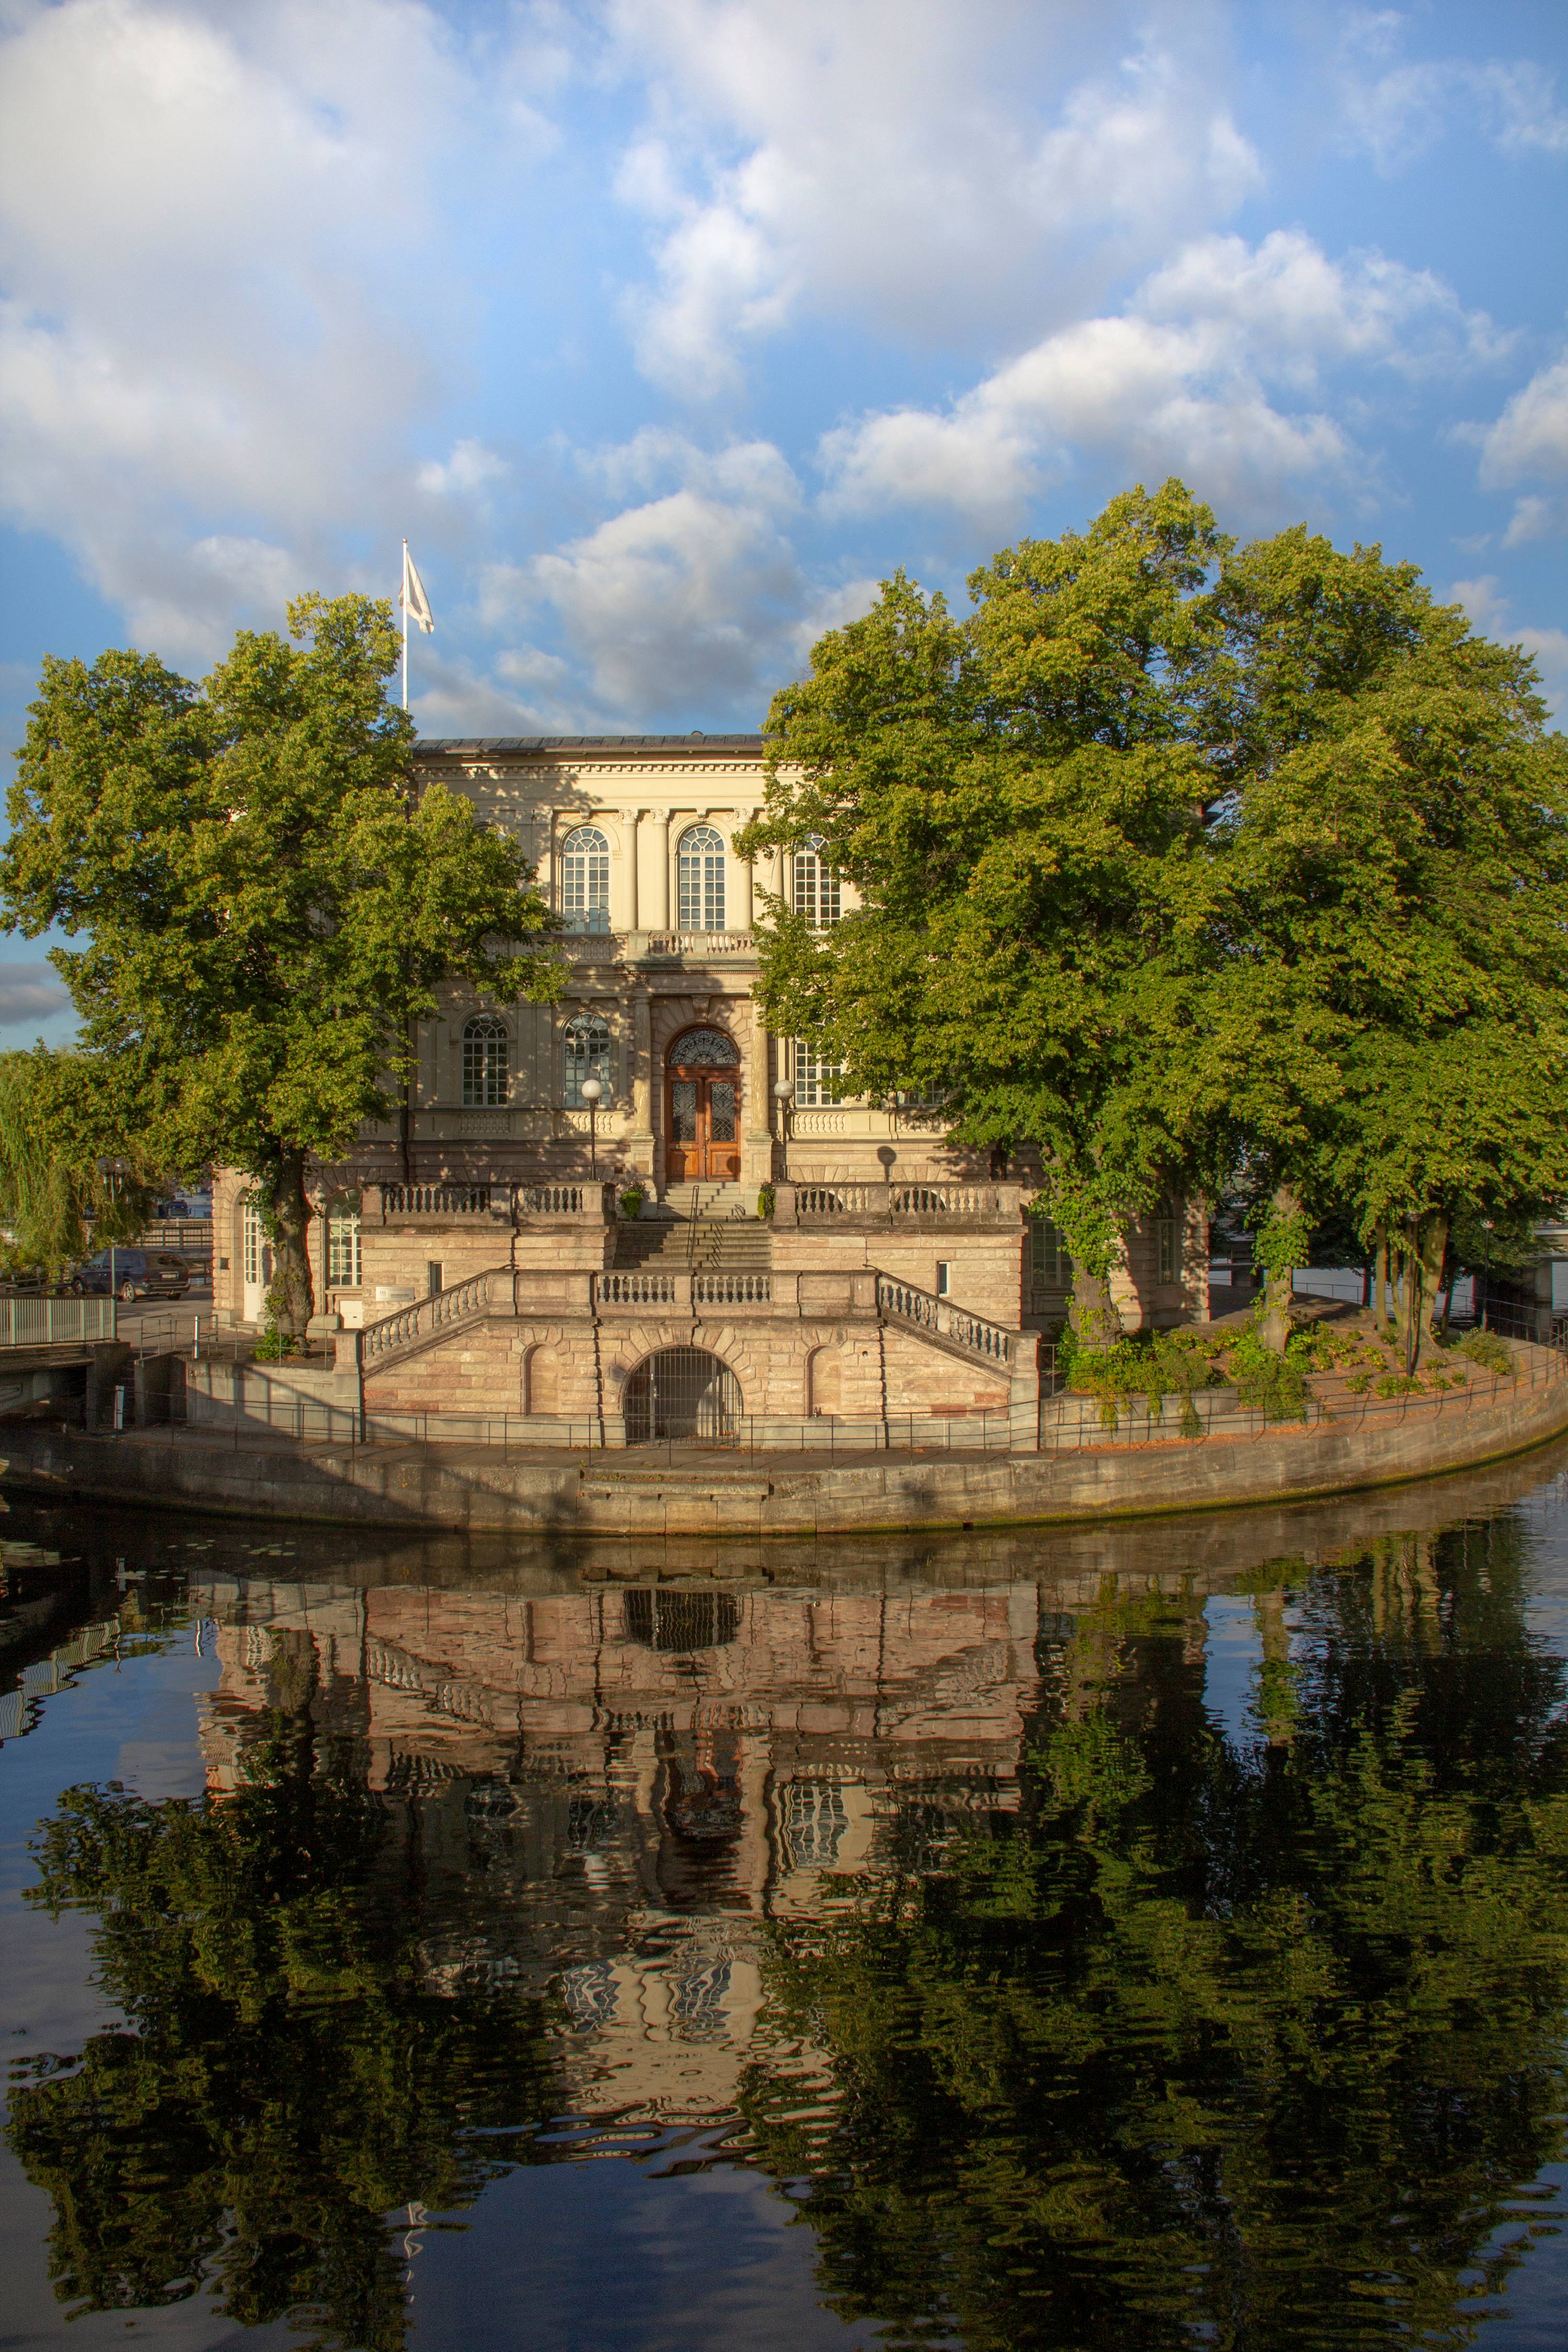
[2,1344,1565,1537]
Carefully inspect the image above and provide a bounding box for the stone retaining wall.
[3,1343,1564,1537]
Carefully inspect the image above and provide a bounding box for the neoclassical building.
[211,735,1206,1439]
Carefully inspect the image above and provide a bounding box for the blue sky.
[1,0,1565,1049]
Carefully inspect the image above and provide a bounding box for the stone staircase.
[613,1186,771,1275]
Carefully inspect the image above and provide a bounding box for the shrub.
[1374,1372,1425,1398]
[756,1184,776,1220]
[618,1185,647,1219]
[1458,1328,1515,1377]
[1226,1324,1311,1421]
[252,1324,297,1362]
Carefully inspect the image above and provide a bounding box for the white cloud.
[606,0,1262,397]
[820,231,1495,526]
[1475,353,1568,541]
[531,455,803,717]
[0,0,554,662]
[1450,575,1568,723]
[418,440,511,499]
[1335,12,1568,174]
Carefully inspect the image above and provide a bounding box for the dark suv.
[72,1248,191,1301]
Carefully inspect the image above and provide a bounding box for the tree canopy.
[1,594,561,1332]
[743,483,1568,1357]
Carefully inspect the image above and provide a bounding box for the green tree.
[740,484,1228,1349]
[742,1541,1568,2351]
[7,1637,560,2349]
[1192,528,1568,1365]
[1,595,562,1336]
[0,1049,148,1278]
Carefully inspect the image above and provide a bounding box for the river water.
[3,1445,1567,2352]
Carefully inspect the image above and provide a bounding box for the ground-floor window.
[794,1036,844,1107]
[327,1201,362,1287]
[1158,1200,1180,1285]
[1029,1218,1073,1292]
[242,1201,263,1287]
[564,1012,613,1104]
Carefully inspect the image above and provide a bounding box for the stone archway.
[624,1345,742,1444]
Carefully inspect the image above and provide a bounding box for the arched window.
[677,824,726,931]
[462,1014,510,1106]
[794,1036,844,1108]
[793,835,840,930]
[559,824,610,932]
[564,1011,613,1105]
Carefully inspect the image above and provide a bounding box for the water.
[3,1444,1567,2352]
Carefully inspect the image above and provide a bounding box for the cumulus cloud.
[1474,354,1568,542]
[0,0,552,661]
[607,0,1262,397]
[418,440,511,499]
[820,230,1499,527]
[1335,11,1568,175]
[0,963,72,1027]
[1450,574,1568,724]
[530,439,804,716]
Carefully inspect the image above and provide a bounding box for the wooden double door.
[665,1028,742,1182]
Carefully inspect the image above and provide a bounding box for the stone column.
[630,987,654,1180]
[745,992,773,1187]
[651,814,671,931]
[736,808,756,929]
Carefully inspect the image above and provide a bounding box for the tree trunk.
[1373,1226,1392,1338]
[1390,1232,1412,1370]
[267,1151,315,1340]
[1069,1264,1122,1357]
[1260,1180,1301,1354]
[1414,1209,1448,1371]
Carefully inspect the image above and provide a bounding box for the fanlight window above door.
[668,1027,739,1066]
[677,825,726,931]
[560,825,610,932]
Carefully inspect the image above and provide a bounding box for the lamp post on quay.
[95,1157,132,1304]
[581,1076,604,1179]
[773,1079,793,1183]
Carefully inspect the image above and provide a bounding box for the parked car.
[71,1248,190,1301]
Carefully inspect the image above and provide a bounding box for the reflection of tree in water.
[744,1528,1568,2352]
[6,1634,559,2352]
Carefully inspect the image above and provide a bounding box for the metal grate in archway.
[624,1346,742,1446]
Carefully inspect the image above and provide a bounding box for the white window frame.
[559,824,611,933]
[794,1036,844,1108]
[243,1202,263,1286]
[327,1203,362,1288]
[677,825,727,931]
[792,835,841,930]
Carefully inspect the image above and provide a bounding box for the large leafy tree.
[1192,529,1568,1363]
[0,1048,148,1278]
[1,595,561,1335]
[741,483,1228,1347]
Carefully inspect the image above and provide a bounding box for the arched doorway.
[625,1346,742,1445]
[665,1025,741,1182]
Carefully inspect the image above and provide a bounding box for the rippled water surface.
[4,1445,1568,2351]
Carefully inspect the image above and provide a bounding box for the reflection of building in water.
[195,1568,1056,2120]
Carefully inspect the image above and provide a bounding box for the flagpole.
[401,538,409,712]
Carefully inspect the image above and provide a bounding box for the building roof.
[418,733,765,754]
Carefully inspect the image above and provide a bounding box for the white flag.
[400,544,435,634]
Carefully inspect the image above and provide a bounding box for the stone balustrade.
[875,1273,1018,1367]
[371,1181,616,1227]
[775,1180,1023,1227]
[557,930,758,965]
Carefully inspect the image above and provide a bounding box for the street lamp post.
[581,1076,604,1180]
[773,1079,793,1182]
[96,1157,131,1306]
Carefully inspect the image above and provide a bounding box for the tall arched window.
[792,835,840,930]
[677,824,726,931]
[564,1012,613,1105]
[462,1014,510,1106]
[560,824,610,932]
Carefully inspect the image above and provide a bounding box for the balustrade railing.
[643,931,756,957]
[380,1183,493,1218]
[596,1270,679,1308]
[358,1267,500,1364]
[693,1270,771,1306]
[875,1273,1017,1366]
[518,1183,594,1216]
[788,1181,1011,1223]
